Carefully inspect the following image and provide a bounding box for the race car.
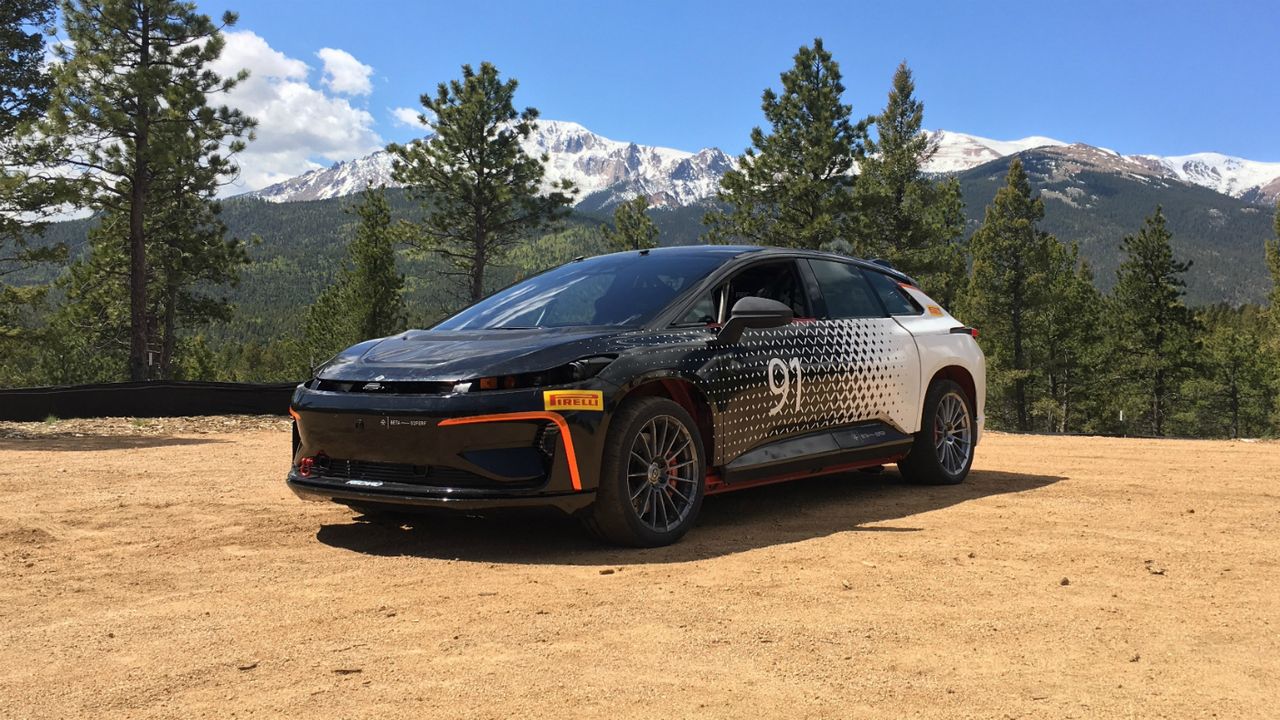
[287,245,986,547]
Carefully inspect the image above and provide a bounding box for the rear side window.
[807,260,886,319]
[862,269,922,316]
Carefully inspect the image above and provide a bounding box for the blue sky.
[200,0,1278,189]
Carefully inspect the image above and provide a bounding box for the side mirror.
[713,296,794,344]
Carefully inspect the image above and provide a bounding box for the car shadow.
[0,435,229,452]
[314,468,1063,565]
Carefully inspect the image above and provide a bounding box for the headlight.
[568,356,614,380]
[468,355,616,391]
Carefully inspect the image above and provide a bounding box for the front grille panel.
[312,379,455,395]
[322,459,429,484]
[315,458,541,490]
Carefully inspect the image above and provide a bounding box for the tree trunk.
[1012,307,1028,432]
[1054,372,1069,433]
[127,8,151,381]
[1152,370,1164,436]
[1229,382,1240,439]
[159,279,178,380]
[470,231,486,302]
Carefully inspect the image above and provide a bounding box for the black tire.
[584,397,706,547]
[898,379,975,485]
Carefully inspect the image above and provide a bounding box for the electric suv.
[287,245,986,547]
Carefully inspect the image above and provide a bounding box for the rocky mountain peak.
[243,121,1280,209]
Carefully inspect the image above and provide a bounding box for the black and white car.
[288,245,986,546]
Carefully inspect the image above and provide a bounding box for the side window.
[676,284,723,326]
[862,269,922,316]
[726,261,810,318]
[807,260,886,319]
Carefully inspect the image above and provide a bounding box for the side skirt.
[704,451,910,496]
[711,420,913,490]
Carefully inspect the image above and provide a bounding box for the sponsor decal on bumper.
[543,389,604,411]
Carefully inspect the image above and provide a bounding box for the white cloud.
[316,47,374,96]
[391,106,425,128]
[211,32,383,193]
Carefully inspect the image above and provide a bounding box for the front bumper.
[286,381,616,514]
[287,471,597,514]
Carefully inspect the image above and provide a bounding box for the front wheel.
[584,397,706,547]
[898,379,975,485]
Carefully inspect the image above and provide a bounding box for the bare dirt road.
[1,420,1277,719]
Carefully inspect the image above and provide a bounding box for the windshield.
[434,253,725,331]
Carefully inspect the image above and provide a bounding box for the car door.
[691,258,831,465]
[800,258,922,436]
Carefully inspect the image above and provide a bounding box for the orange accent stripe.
[437,412,582,491]
[288,407,301,423]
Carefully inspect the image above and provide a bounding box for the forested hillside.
[27,149,1277,355]
[956,150,1276,305]
[4,5,1277,439]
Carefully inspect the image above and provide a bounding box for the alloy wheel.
[933,392,972,475]
[627,415,699,532]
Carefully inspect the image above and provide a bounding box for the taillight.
[949,326,980,338]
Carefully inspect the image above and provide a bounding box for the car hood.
[315,327,633,382]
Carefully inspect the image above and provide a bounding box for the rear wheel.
[898,379,974,485]
[584,397,706,547]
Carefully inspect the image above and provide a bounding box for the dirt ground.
[1,420,1277,719]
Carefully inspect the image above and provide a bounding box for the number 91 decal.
[767,357,803,415]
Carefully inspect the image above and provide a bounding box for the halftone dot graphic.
[618,319,913,463]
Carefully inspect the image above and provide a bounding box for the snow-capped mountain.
[529,121,734,208]
[922,130,1069,173]
[243,120,1280,208]
[924,132,1280,204]
[248,120,735,209]
[248,152,394,204]
[1137,152,1280,205]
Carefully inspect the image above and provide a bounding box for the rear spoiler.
[866,258,919,287]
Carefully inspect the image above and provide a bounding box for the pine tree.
[148,194,248,379]
[301,187,406,368]
[344,187,405,341]
[32,0,254,380]
[1,0,67,341]
[299,283,355,373]
[854,62,966,304]
[1176,306,1271,438]
[961,158,1056,431]
[1111,207,1198,436]
[38,214,134,384]
[0,0,53,136]
[389,62,575,302]
[1267,201,1280,329]
[38,192,248,383]
[704,38,870,249]
[1035,241,1104,432]
[1265,202,1280,427]
[604,196,659,252]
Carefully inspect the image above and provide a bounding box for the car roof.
[593,244,918,286]
[591,245,763,260]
